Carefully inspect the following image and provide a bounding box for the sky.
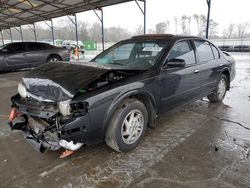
[50,0,250,36]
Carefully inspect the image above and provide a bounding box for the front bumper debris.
[9,114,61,152]
[9,94,94,154]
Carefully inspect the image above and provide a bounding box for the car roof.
[131,34,204,41]
[6,42,50,45]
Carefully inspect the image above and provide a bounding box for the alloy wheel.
[217,78,226,100]
[121,109,144,145]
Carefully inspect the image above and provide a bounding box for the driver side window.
[168,41,195,65]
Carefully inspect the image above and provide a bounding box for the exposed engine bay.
[86,70,139,91]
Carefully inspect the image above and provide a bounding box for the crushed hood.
[22,62,109,101]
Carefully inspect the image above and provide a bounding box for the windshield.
[92,40,169,70]
[0,44,8,50]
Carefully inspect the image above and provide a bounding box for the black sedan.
[0,42,70,71]
[9,34,236,156]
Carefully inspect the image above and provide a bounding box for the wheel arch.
[103,90,157,131]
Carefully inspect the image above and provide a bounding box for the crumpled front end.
[9,94,89,153]
[9,62,135,153]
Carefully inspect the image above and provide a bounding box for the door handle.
[194,69,200,74]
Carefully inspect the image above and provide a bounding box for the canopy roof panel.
[0,0,141,30]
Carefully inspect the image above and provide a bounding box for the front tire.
[47,55,61,63]
[207,74,228,103]
[105,98,148,152]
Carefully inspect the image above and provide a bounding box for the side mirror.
[166,58,186,68]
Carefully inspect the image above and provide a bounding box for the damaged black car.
[9,34,236,156]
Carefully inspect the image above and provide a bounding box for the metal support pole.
[74,14,79,55]
[93,9,104,50]
[101,9,104,51]
[135,0,146,34]
[44,20,55,45]
[15,27,23,42]
[144,0,146,34]
[67,14,79,60]
[0,30,4,45]
[20,26,23,42]
[93,8,104,51]
[27,24,37,41]
[51,19,55,45]
[10,28,13,42]
[34,24,37,41]
[206,0,211,39]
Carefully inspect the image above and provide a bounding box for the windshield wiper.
[109,62,124,66]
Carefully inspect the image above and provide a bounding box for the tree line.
[4,15,250,43]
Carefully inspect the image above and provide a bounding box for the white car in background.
[62,40,84,53]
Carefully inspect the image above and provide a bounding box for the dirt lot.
[0,53,250,188]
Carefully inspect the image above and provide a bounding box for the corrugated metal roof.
[0,0,141,30]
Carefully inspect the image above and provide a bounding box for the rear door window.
[27,43,44,51]
[168,40,196,65]
[194,40,214,63]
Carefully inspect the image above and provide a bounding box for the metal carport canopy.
[0,0,211,46]
[0,0,144,29]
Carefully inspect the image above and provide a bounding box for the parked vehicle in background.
[218,45,234,52]
[41,39,53,45]
[0,42,70,71]
[218,45,250,52]
[9,34,236,154]
[62,40,85,53]
[41,39,64,47]
[234,45,250,52]
[54,39,63,47]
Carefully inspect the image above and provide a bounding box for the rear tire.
[207,74,228,103]
[105,98,148,152]
[47,55,61,63]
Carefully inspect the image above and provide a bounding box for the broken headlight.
[17,83,27,98]
[70,101,88,117]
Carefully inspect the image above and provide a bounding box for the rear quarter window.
[211,45,220,59]
[194,40,214,63]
